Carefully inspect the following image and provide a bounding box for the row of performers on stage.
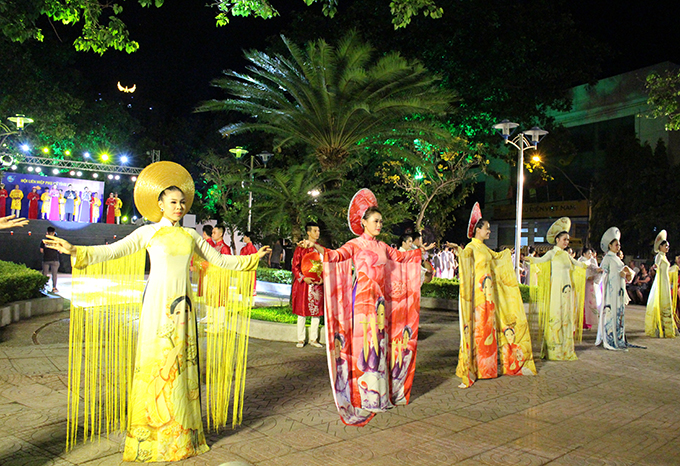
[0,183,123,223]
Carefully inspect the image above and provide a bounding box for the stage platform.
[0,219,139,272]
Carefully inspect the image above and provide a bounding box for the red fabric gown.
[215,239,232,255]
[240,243,257,255]
[0,189,7,217]
[27,192,40,219]
[291,246,323,317]
[240,243,258,292]
[323,233,421,426]
[105,197,116,223]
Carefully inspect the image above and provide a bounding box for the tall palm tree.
[197,32,457,170]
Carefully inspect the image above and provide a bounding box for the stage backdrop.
[2,173,105,221]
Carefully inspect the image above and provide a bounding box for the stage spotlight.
[131,176,137,181]
[65,150,71,156]
[84,152,90,158]
[35,167,41,173]
[101,154,109,161]
[76,171,82,177]
[70,171,75,176]
[114,175,120,180]
[107,174,113,179]
[28,166,34,172]
[93,173,99,178]
[52,169,59,175]
[120,155,129,164]
[11,165,17,170]
[0,154,13,166]
[42,147,49,154]
[20,144,29,152]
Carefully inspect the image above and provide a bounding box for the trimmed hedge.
[0,260,49,306]
[254,269,533,303]
[422,277,460,300]
[257,267,293,285]
[421,277,532,303]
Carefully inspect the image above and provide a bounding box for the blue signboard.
[1,173,105,225]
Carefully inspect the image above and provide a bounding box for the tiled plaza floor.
[0,300,679,465]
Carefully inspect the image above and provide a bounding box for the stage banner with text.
[2,173,105,221]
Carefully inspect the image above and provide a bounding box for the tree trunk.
[316,147,350,171]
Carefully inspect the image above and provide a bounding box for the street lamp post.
[493,120,548,280]
[229,147,273,231]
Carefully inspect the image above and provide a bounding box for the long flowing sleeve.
[456,243,476,387]
[324,241,356,263]
[385,244,422,264]
[531,248,557,264]
[569,255,588,269]
[529,248,555,350]
[72,226,148,268]
[670,265,679,327]
[191,229,259,271]
[292,247,305,282]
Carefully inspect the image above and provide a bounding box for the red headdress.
[467,202,483,239]
[348,188,378,236]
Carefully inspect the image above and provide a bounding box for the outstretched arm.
[44,227,147,268]
[531,248,556,264]
[192,229,269,271]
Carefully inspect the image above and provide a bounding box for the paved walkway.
[1,301,679,465]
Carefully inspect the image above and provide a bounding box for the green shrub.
[519,284,531,303]
[257,267,293,285]
[421,277,532,303]
[421,277,459,300]
[254,270,533,304]
[0,260,49,306]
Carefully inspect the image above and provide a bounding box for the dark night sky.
[73,0,680,121]
[74,0,293,119]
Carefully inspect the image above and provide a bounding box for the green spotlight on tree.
[42,147,49,154]
[101,153,109,161]
[65,150,71,156]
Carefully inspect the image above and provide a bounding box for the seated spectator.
[627,263,651,304]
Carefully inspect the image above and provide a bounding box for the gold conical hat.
[133,161,194,223]
[546,217,571,245]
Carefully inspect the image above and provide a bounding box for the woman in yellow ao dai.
[645,230,677,338]
[44,163,270,462]
[456,203,535,388]
[531,217,587,360]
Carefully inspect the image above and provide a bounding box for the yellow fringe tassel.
[66,249,146,450]
[529,261,551,354]
[572,265,587,343]
[201,263,255,430]
[67,250,256,450]
[670,268,679,328]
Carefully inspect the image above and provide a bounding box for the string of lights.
[9,154,142,176]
